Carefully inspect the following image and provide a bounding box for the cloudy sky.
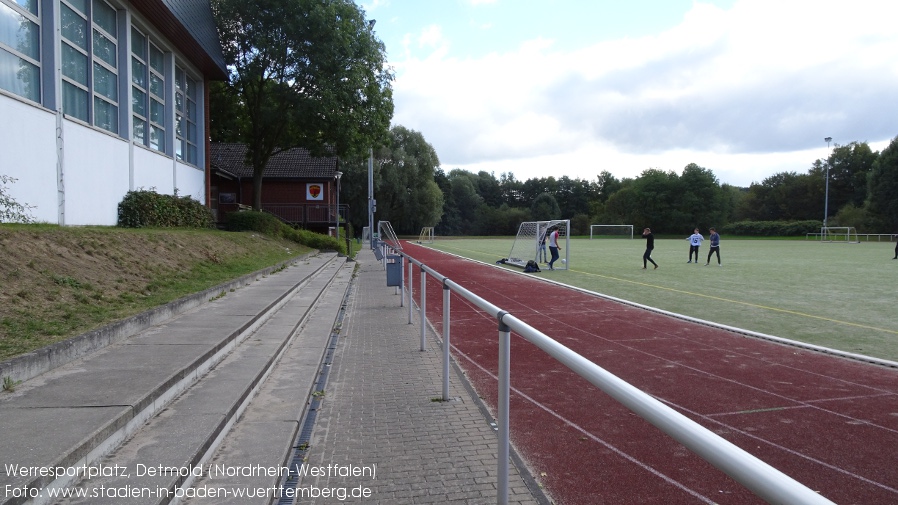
[360,0,898,187]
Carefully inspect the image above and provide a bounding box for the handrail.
[387,244,835,505]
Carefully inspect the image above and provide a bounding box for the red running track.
[400,242,898,505]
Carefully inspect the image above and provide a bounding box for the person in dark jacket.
[705,227,721,266]
[642,228,658,269]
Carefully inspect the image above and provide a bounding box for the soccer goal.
[590,224,633,239]
[417,227,435,244]
[819,226,860,243]
[507,220,570,270]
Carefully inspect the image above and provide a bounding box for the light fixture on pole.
[823,137,832,231]
[335,170,343,243]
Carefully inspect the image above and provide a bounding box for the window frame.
[130,24,167,152]
[0,0,42,103]
[175,63,198,166]
[59,0,120,134]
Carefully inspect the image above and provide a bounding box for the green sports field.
[423,237,898,362]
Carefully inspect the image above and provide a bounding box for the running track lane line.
[430,265,898,498]
[443,310,898,499]
[446,341,719,505]
[464,277,898,438]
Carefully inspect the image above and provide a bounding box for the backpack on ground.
[524,260,540,273]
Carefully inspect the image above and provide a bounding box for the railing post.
[399,256,404,308]
[442,280,451,401]
[497,311,510,505]
[420,266,427,351]
[408,260,414,324]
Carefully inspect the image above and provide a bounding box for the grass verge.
[0,225,312,361]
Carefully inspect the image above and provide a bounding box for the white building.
[0,0,226,225]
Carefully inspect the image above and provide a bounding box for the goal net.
[819,226,859,243]
[417,227,435,244]
[590,224,633,239]
[507,220,570,270]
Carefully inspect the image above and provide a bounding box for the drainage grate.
[276,280,354,505]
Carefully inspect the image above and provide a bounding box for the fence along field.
[425,236,898,362]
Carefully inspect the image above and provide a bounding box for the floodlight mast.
[824,137,833,230]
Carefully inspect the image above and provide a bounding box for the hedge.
[118,190,213,228]
[226,210,345,254]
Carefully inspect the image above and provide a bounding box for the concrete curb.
[0,251,318,386]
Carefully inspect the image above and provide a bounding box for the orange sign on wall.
[307,183,323,201]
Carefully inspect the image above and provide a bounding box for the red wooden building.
[210,143,345,235]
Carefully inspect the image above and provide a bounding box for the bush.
[721,220,822,236]
[285,227,345,253]
[0,175,35,223]
[225,210,284,236]
[118,190,213,228]
[226,210,346,254]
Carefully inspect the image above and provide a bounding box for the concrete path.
[290,249,542,504]
[1,248,543,505]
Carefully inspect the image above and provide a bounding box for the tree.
[211,0,394,209]
[498,172,524,207]
[823,141,877,214]
[867,135,898,230]
[340,126,444,235]
[595,171,622,203]
[445,170,485,235]
[678,163,727,229]
[530,193,561,221]
[739,171,821,222]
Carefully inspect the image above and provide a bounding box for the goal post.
[417,227,434,244]
[819,226,859,243]
[506,219,570,270]
[590,224,633,239]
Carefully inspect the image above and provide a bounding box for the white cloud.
[388,0,898,186]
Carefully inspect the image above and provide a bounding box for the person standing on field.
[642,227,658,269]
[705,227,721,266]
[547,226,561,270]
[893,233,897,259]
[686,228,703,263]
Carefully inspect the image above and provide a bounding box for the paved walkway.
[295,248,541,504]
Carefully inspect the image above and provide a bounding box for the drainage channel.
[276,271,355,504]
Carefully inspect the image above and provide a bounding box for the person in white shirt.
[547,226,561,270]
[686,228,704,263]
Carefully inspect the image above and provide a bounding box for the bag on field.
[524,260,540,273]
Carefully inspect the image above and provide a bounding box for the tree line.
[340,130,898,237]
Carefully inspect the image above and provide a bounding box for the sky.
[359,0,898,187]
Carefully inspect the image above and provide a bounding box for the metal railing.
[378,242,835,505]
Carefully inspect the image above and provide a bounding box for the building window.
[60,0,119,134]
[131,25,165,151]
[175,64,197,165]
[0,0,41,102]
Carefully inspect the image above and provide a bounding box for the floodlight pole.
[823,137,832,231]
[368,148,374,249]
[335,170,343,242]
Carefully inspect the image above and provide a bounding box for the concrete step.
[0,253,344,505]
[48,258,353,505]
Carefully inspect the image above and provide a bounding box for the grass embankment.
[0,225,312,361]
